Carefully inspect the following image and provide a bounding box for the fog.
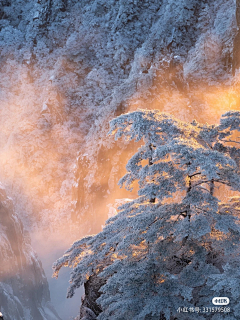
[0,0,239,318]
[0,59,239,318]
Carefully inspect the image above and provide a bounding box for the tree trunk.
[210,178,214,196]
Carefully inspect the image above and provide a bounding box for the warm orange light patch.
[167,215,179,222]
[1,47,240,297]
[210,228,228,241]
[127,61,240,125]
[100,242,107,247]
[155,274,165,284]
[0,61,82,233]
[131,240,148,259]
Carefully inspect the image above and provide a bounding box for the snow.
[0,0,239,318]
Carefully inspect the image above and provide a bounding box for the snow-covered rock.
[0,0,240,317]
[0,186,61,320]
[0,0,239,231]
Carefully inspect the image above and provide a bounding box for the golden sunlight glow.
[156,276,165,284]
[127,64,240,125]
[1,47,240,296]
[131,240,148,259]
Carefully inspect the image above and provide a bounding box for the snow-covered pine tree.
[53,110,240,320]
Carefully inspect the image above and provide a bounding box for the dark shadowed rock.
[0,184,61,320]
[78,271,106,320]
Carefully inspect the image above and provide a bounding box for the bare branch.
[189,172,201,178]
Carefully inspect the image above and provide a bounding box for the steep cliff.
[0,0,239,230]
[0,184,61,320]
[0,0,240,318]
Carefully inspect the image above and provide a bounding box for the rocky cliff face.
[0,0,240,318]
[0,184,61,320]
[0,0,239,229]
[0,0,238,230]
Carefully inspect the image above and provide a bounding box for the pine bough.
[53,110,240,320]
